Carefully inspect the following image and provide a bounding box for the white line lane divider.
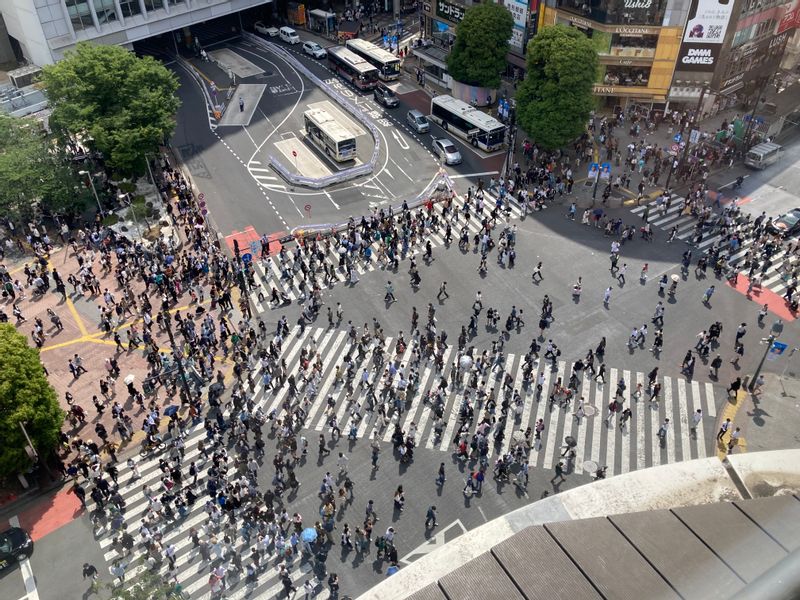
[9,516,38,600]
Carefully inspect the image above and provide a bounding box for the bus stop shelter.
[308,9,336,36]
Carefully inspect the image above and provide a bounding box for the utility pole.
[664,85,706,192]
[742,74,771,148]
[748,334,776,391]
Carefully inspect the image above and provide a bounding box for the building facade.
[540,0,690,111]
[0,0,272,66]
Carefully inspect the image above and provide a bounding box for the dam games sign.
[676,0,733,73]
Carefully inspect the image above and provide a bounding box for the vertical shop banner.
[676,0,734,72]
[777,0,800,34]
[504,0,529,51]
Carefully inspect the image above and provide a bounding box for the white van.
[279,26,300,44]
[744,141,781,169]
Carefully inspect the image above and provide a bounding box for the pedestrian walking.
[435,462,446,486]
[385,281,396,303]
[657,418,669,445]
[702,285,715,305]
[603,286,612,307]
[617,263,627,285]
[716,418,732,441]
[688,408,702,439]
[425,506,438,528]
[727,427,741,453]
[727,377,742,397]
[437,281,449,300]
[550,461,566,484]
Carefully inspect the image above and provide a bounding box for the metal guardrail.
[175,56,219,126]
[242,32,381,189]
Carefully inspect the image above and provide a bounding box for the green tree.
[40,42,180,175]
[0,115,90,223]
[446,3,514,89]
[516,25,598,150]
[0,324,64,478]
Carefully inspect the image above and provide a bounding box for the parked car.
[279,26,301,44]
[254,21,279,37]
[0,527,33,570]
[432,138,462,165]
[768,207,800,237]
[302,41,327,59]
[373,83,399,108]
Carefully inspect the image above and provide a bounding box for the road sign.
[671,143,680,154]
[673,133,682,143]
[241,253,252,263]
[599,162,611,181]
[772,341,788,355]
[292,150,298,157]
[250,241,259,255]
[198,193,205,200]
[304,204,312,212]
[689,129,700,144]
[587,162,599,180]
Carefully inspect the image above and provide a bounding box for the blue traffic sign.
[241,253,252,263]
[771,341,788,355]
[673,133,682,143]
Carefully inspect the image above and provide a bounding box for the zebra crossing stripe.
[635,371,647,471]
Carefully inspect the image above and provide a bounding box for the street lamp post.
[119,193,141,236]
[748,334,775,391]
[160,308,195,406]
[79,170,103,215]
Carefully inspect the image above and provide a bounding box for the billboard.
[676,0,734,72]
[777,0,800,35]
[504,0,529,50]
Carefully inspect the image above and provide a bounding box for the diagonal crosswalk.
[87,322,721,597]
[630,195,798,297]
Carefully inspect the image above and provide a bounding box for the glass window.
[65,0,94,31]
[144,0,164,10]
[94,0,117,23]
[119,0,141,17]
[556,0,667,25]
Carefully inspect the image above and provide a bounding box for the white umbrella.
[123,374,135,385]
[459,355,473,369]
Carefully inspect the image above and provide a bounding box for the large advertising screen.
[676,0,734,72]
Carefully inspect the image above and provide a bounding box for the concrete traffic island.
[358,450,800,600]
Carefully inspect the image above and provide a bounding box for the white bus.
[303,108,357,162]
[429,95,506,152]
[327,46,379,91]
[345,38,401,81]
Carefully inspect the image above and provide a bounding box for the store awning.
[309,9,335,19]
[412,45,449,70]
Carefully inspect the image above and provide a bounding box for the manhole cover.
[582,460,598,473]
[584,405,597,417]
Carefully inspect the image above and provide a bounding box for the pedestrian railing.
[242,32,381,190]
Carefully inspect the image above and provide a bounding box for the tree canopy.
[0,114,90,223]
[40,42,180,175]
[0,324,64,478]
[515,25,598,150]
[446,3,514,89]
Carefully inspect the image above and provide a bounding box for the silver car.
[302,41,327,59]
[432,138,462,165]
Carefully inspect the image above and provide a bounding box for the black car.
[768,207,800,237]
[0,527,33,569]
